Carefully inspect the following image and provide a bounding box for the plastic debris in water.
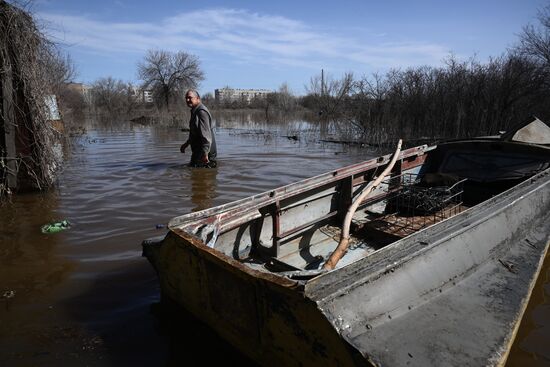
[2,290,15,299]
[41,220,71,234]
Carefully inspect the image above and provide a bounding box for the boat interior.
[180,140,550,276]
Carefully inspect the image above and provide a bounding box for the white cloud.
[38,8,450,71]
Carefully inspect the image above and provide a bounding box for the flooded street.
[0,119,548,366]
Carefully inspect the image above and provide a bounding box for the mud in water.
[0,119,548,366]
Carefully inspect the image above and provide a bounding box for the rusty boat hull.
[143,122,550,366]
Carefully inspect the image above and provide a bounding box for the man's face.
[185,93,200,108]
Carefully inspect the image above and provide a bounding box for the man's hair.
[186,89,200,99]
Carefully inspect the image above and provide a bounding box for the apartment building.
[130,85,154,103]
[214,87,271,104]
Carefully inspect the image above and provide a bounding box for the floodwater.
[0,117,548,366]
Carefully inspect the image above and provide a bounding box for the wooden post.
[1,49,18,190]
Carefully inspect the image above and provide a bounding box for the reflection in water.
[189,166,218,212]
[0,193,76,365]
[0,193,74,295]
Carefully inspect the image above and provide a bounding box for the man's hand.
[180,142,189,153]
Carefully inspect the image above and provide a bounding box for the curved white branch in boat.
[323,139,403,270]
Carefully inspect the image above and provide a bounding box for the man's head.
[185,90,201,108]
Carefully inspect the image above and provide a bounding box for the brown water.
[0,121,548,366]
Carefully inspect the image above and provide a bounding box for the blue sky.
[31,0,547,95]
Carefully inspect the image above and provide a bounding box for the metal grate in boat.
[363,173,467,238]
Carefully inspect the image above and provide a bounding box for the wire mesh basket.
[397,173,466,215]
[366,173,467,238]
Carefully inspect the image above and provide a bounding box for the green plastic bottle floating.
[41,220,71,234]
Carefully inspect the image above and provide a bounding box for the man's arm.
[197,109,212,162]
[180,140,189,153]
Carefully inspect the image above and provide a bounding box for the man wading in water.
[180,89,217,167]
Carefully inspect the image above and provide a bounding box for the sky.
[29,0,548,96]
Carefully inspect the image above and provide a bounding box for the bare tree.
[39,49,84,123]
[1,0,71,193]
[39,47,78,95]
[201,92,214,106]
[305,71,355,117]
[137,49,204,109]
[90,77,133,117]
[276,82,295,112]
[345,54,550,145]
[517,5,550,67]
[57,85,87,122]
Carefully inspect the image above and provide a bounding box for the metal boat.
[143,117,550,366]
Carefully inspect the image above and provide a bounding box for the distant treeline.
[61,6,550,145]
[76,55,550,145]
[318,54,550,145]
[204,52,549,145]
[209,7,550,144]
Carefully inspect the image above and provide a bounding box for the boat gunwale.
[169,139,550,234]
[168,144,433,232]
[322,170,550,367]
[165,140,550,291]
[169,227,301,288]
[306,165,550,301]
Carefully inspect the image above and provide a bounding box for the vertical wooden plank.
[271,201,281,257]
[1,52,18,190]
[338,176,353,223]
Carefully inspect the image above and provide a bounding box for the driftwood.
[323,139,403,270]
